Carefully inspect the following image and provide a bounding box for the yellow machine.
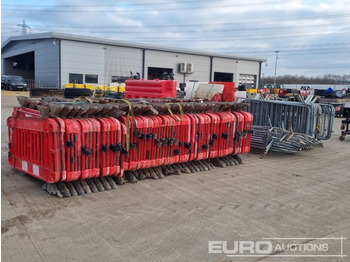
[63,83,93,98]
[246,88,258,94]
[104,84,126,98]
[64,83,126,98]
[261,84,282,94]
[64,83,95,91]
[95,85,108,97]
[269,88,280,94]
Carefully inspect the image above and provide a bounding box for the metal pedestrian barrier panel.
[244,99,335,140]
[316,104,335,140]
[251,125,323,158]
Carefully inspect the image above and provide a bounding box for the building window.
[214,72,233,82]
[85,74,98,83]
[112,76,130,83]
[69,73,83,84]
[148,67,173,80]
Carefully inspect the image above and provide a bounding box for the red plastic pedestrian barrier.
[231,111,245,154]
[209,82,236,102]
[7,104,254,190]
[156,115,171,166]
[120,113,199,170]
[97,117,123,177]
[193,113,211,160]
[239,111,253,153]
[137,116,155,169]
[177,114,196,163]
[159,114,182,165]
[61,118,82,182]
[76,118,101,179]
[183,114,197,162]
[8,110,129,183]
[119,122,127,174]
[208,112,236,158]
[222,112,237,156]
[125,79,177,99]
[120,115,157,170]
[119,116,136,170]
[207,112,221,158]
[149,115,165,167]
[12,107,41,118]
[7,114,64,183]
[97,118,111,175]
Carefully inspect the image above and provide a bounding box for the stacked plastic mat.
[8,96,253,197]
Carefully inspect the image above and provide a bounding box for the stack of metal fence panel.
[251,126,323,158]
[244,98,335,140]
[8,97,253,197]
[316,103,335,140]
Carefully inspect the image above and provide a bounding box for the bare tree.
[261,74,350,85]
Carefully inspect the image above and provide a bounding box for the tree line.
[261,74,350,85]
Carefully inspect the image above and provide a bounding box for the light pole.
[274,51,279,85]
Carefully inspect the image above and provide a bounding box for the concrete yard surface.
[1,94,349,262]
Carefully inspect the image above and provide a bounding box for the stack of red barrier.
[125,79,177,99]
[8,106,253,197]
[8,108,124,194]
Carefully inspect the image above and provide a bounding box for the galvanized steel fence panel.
[244,99,334,140]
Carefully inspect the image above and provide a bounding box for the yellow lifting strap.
[75,96,93,104]
[120,99,139,154]
[165,103,184,122]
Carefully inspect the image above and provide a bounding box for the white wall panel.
[212,57,260,87]
[104,46,142,84]
[61,40,105,86]
[212,57,238,83]
[145,50,211,84]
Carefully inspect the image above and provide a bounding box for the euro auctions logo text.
[209,240,274,255]
[208,237,346,258]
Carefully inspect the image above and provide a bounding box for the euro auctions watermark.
[208,237,346,258]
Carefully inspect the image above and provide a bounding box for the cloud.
[1,0,350,76]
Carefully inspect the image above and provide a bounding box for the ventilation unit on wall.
[179,62,187,73]
[178,62,194,74]
[187,63,194,74]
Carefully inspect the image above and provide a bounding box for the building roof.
[2,32,267,62]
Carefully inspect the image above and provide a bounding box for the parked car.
[1,75,10,89]
[3,75,28,91]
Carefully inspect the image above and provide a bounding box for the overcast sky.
[1,0,350,77]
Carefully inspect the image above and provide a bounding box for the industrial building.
[1,32,266,89]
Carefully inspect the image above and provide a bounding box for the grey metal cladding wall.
[60,40,105,86]
[2,38,60,87]
[34,39,60,87]
[104,45,143,83]
[145,50,211,83]
[1,39,43,56]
